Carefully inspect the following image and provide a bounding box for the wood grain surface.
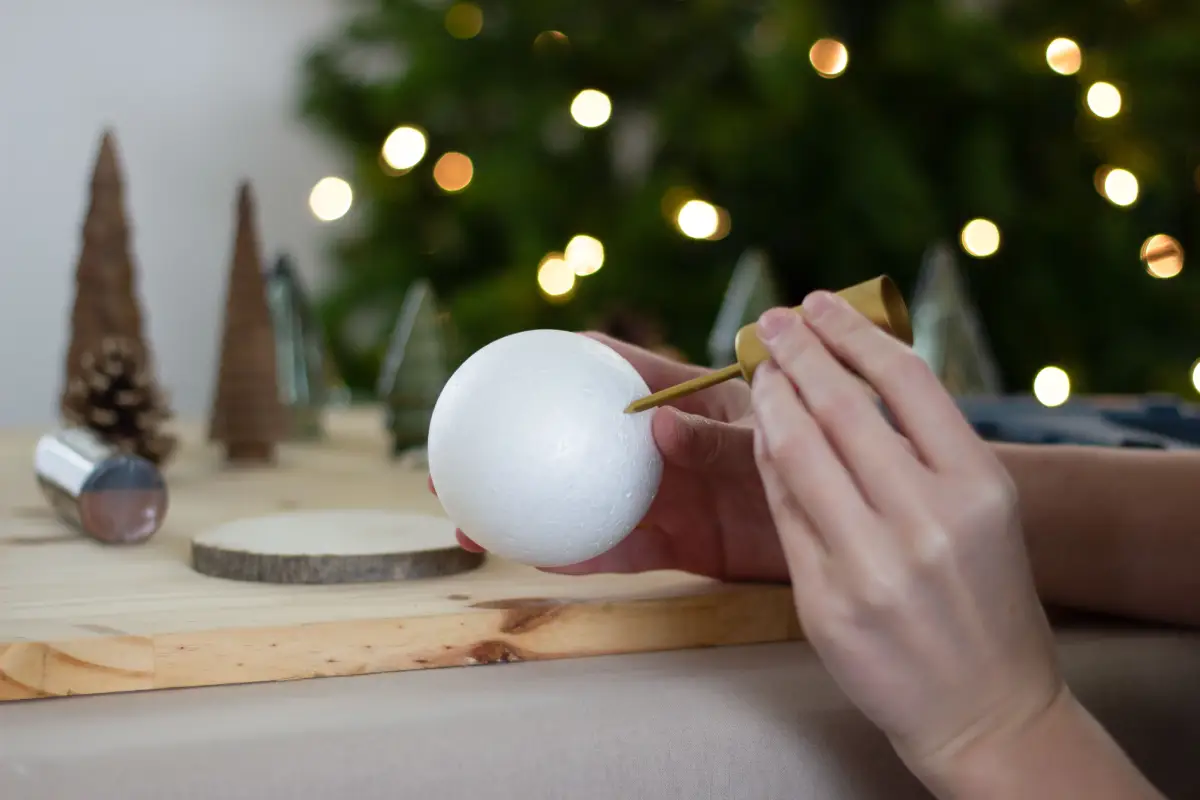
[0,406,799,701]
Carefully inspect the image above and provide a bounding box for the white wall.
[0,0,352,427]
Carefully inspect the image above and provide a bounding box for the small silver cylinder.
[34,428,169,544]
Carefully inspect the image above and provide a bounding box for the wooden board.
[0,406,799,701]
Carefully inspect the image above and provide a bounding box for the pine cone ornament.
[62,337,178,465]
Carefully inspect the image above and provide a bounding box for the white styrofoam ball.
[428,329,663,567]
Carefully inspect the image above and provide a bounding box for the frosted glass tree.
[322,339,353,408]
[909,242,1003,396]
[265,253,327,440]
[378,280,453,463]
[707,249,782,368]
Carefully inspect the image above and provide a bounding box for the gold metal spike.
[625,275,912,414]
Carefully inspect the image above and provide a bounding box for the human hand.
[749,292,1065,783]
[430,332,788,582]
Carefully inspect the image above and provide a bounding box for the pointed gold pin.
[625,275,912,414]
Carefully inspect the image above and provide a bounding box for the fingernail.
[801,291,837,319]
[757,308,795,342]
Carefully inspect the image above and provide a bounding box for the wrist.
[913,687,1161,800]
[913,685,1075,798]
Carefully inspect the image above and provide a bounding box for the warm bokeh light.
[1086,82,1122,118]
[809,38,849,78]
[537,253,575,299]
[569,89,612,128]
[676,200,720,239]
[432,152,474,192]
[708,207,732,241]
[533,30,568,52]
[1101,167,1139,207]
[1141,234,1184,279]
[1192,360,1200,394]
[1033,366,1071,407]
[660,186,694,222]
[444,2,483,39]
[1045,38,1082,75]
[564,234,605,276]
[960,218,1001,258]
[308,177,352,222]
[381,126,428,171]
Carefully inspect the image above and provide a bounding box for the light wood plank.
[0,406,799,700]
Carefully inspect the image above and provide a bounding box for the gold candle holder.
[625,275,912,414]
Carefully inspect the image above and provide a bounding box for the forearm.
[995,443,1200,626]
[918,689,1163,800]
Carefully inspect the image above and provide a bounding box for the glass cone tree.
[909,242,1003,396]
[265,253,329,440]
[378,279,454,462]
[707,249,783,369]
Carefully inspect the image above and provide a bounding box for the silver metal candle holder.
[34,427,169,545]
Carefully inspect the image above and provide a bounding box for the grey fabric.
[1,628,1197,799]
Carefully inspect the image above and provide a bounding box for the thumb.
[651,406,756,474]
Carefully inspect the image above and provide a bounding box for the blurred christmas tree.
[298,0,1200,396]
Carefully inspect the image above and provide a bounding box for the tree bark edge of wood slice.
[191,545,485,584]
[189,509,486,584]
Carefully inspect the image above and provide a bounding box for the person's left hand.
[749,291,1065,784]
[429,332,786,582]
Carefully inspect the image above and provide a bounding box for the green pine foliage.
[299,0,1200,396]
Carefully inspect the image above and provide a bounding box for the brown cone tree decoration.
[208,182,286,464]
[63,337,178,465]
[61,128,153,416]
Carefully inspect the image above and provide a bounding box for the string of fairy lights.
[1033,36,1194,405]
[303,7,1196,402]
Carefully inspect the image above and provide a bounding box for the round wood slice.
[191,510,484,584]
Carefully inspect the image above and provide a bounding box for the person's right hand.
[429,332,789,582]
[750,295,1067,789]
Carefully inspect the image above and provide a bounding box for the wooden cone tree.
[208,182,285,464]
[61,128,153,415]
